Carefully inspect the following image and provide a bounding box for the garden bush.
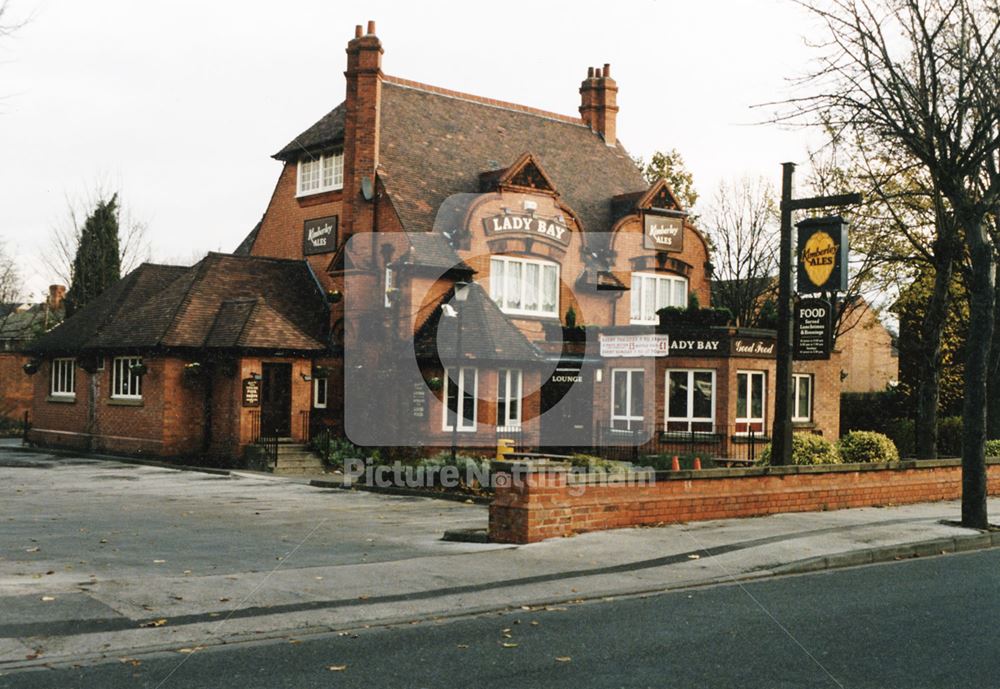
[937,416,963,457]
[838,431,899,463]
[757,433,840,466]
[985,439,1000,457]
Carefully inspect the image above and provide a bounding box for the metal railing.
[594,424,771,467]
[299,410,310,441]
[248,409,278,468]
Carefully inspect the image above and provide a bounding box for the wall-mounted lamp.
[301,372,313,382]
[250,372,262,382]
[454,281,470,303]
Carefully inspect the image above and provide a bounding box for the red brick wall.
[0,352,33,422]
[489,460,1000,543]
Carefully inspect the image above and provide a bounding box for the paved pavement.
[1,442,999,676]
[6,548,999,688]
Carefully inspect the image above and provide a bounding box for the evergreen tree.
[64,194,121,316]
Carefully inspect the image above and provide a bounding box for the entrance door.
[261,363,292,437]
[540,367,594,451]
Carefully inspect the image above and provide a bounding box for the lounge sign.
[482,212,570,245]
[643,212,685,252]
[796,216,848,293]
[303,216,339,256]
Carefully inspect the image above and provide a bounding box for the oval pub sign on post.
[796,216,849,294]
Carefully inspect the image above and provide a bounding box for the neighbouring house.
[26,20,842,464]
[0,285,65,426]
[837,298,899,393]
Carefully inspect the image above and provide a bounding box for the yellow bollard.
[496,438,515,462]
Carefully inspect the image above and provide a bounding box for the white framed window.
[50,358,76,398]
[736,370,766,434]
[489,256,559,318]
[793,373,813,423]
[497,369,522,429]
[296,151,344,196]
[111,356,143,400]
[443,367,478,432]
[665,369,715,433]
[611,368,645,431]
[313,378,328,409]
[630,272,688,324]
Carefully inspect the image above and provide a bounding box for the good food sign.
[796,216,848,293]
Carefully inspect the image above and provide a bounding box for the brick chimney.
[579,64,618,146]
[341,20,383,241]
[47,284,66,311]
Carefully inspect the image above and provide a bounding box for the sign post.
[771,163,860,466]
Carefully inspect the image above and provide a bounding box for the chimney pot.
[367,20,376,35]
[603,63,611,77]
[354,24,363,38]
[48,284,66,311]
[587,66,595,78]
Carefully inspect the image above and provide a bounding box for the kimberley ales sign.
[643,212,685,252]
[482,212,571,245]
[796,216,849,293]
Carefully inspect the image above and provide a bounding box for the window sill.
[108,398,144,407]
[792,420,815,428]
[296,187,343,199]
[46,395,76,404]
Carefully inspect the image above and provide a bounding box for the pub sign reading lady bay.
[796,216,849,294]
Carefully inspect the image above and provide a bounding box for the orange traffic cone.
[693,457,702,470]
[671,456,680,471]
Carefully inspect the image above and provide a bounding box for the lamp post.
[446,281,470,464]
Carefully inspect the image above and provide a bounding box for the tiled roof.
[29,255,328,354]
[377,79,648,235]
[414,283,541,362]
[275,77,649,240]
[233,221,261,256]
[273,102,346,161]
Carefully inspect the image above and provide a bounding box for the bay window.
[111,357,143,400]
[736,370,766,434]
[611,368,644,431]
[497,369,522,429]
[50,358,76,398]
[630,273,687,324]
[297,151,344,196]
[793,374,813,423]
[665,369,715,432]
[489,256,559,317]
[443,367,478,432]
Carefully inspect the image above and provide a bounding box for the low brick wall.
[488,460,1000,544]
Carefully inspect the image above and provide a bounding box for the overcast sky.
[1,0,825,298]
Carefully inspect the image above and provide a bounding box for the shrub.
[883,418,915,458]
[985,439,1000,458]
[311,431,380,467]
[937,416,963,457]
[568,454,633,473]
[838,431,899,463]
[757,433,840,466]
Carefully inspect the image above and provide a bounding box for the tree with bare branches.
[704,177,780,327]
[787,0,1000,527]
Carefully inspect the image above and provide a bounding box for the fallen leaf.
[153,559,166,564]
[40,596,55,602]
[177,647,202,654]
[25,547,39,553]
[556,656,572,663]
[218,597,230,602]
[688,553,701,560]
[327,665,348,672]
[502,642,519,648]
[140,618,167,628]
[289,639,301,645]
[358,595,369,600]
[456,644,469,649]
[530,621,540,626]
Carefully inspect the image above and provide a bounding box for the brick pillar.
[488,461,571,543]
[578,64,618,146]
[341,20,383,242]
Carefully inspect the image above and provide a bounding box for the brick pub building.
[24,21,840,463]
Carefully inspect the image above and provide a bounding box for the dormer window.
[297,151,344,196]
